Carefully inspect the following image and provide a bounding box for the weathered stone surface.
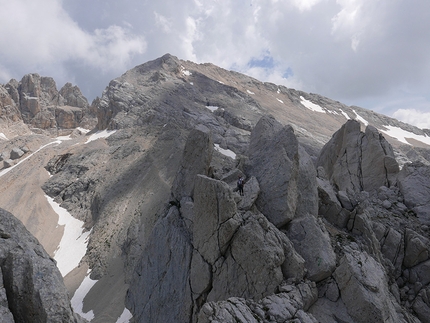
[3,159,14,168]
[171,129,213,201]
[404,228,430,268]
[10,147,24,159]
[397,161,430,224]
[59,82,89,109]
[317,120,399,195]
[237,176,260,210]
[361,125,399,190]
[192,175,240,264]
[126,207,193,323]
[0,208,85,323]
[413,286,430,323]
[198,282,318,323]
[55,105,85,129]
[334,249,403,323]
[247,115,317,227]
[317,174,350,228]
[207,210,305,302]
[286,214,336,282]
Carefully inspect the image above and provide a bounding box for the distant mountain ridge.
[1,54,430,322]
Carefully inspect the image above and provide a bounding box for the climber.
[237,176,245,196]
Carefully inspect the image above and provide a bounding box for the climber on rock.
[237,176,245,196]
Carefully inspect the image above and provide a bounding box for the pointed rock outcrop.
[246,115,318,228]
[317,120,399,196]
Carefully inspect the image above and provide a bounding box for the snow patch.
[352,109,369,126]
[45,195,91,277]
[277,88,281,94]
[218,80,224,84]
[55,135,72,141]
[379,125,430,146]
[300,96,325,113]
[340,110,350,120]
[85,129,117,144]
[77,127,91,134]
[180,65,192,76]
[206,105,219,112]
[71,271,97,321]
[190,82,194,85]
[247,90,255,95]
[214,144,236,159]
[0,133,8,140]
[276,98,284,104]
[116,308,133,323]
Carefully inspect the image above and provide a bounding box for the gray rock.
[397,161,430,224]
[247,115,317,227]
[317,120,399,196]
[126,207,193,323]
[207,211,305,302]
[171,129,213,201]
[192,175,240,264]
[333,249,404,323]
[404,228,430,268]
[237,176,260,211]
[413,286,430,323]
[317,176,351,227]
[0,208,85,323]
[10,147,24,159]
[198,283,318,323]
[286,214,336,282]
[3,159,14,168]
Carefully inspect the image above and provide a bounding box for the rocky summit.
[1,53,430,322]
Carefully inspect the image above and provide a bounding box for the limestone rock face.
[247,115,317,228]
[126,207,193,323]
[333,249,404,323]
[0,208,85,323]
[0,73,93,130]
[171,129,213,201]
[397,161,430,224]
[286,214,336,282]
[198,282,318,323]
[317,120,399,196]
[59,82,89,109]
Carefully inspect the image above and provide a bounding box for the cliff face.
[0,208,86,323]
[0,74,96,137]
[1,54,430,322]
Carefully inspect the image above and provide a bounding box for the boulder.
[0,208,85,323]
[10,147,24,159]
[171,129,213,201]
[286,214,336,282]
[403,228,430,268]
[3,159,14,168]
[207,211,305,302]
[317,175,350,228]
[247,115,317,227]
[333,249,404,323]
[397,161,430,224]
[317,120,399,195]
[198,283,318,323]
[413,286,430,323]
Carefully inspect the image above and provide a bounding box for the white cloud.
[0,0,146,84]
[393,109,430,130]
[1,0,429,122]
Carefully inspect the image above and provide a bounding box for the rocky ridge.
[1,54,430,322]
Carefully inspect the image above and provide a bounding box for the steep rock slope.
[0,208,86,323]
[1,54,430,322]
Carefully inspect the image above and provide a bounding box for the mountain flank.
[1,54,430,322]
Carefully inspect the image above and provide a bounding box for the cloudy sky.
[1,0,429,129]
